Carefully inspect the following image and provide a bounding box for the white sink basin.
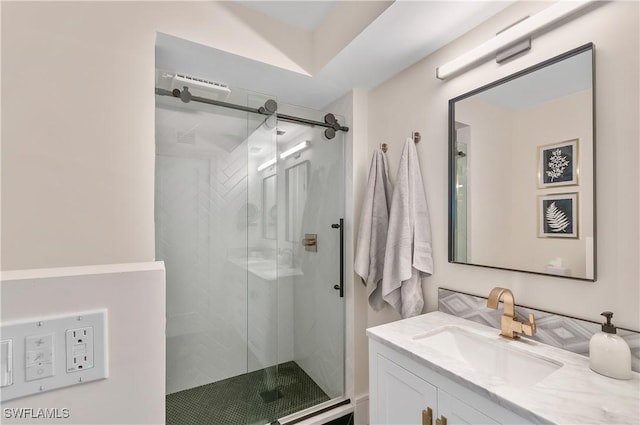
[413,326,562,387]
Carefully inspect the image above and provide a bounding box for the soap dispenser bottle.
[589,312,632,380]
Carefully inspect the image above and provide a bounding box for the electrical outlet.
[65,327,94,372]
[1,309,107,402]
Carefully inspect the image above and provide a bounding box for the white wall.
[0,1,312,271]
[368,0,639,333]
[0,263,166,424]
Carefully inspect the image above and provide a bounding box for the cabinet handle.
[422,407,433,425]
[436,415,447,425]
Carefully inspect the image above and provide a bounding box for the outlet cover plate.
[0,310,108,401]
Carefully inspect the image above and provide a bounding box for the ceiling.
[156,1,516,110]
[236,1,338,32]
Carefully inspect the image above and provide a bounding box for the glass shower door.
[269,104,346,422]
[286,112,345,402]
[158,86,280,425]
[157,83,346,425]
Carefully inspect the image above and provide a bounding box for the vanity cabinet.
[369,339,528,425]
[437,389,498,425]
[376,354,438,425]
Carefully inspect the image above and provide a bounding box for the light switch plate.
[25,333,55,381]
[0,310,108,401]
[1,339,13,387]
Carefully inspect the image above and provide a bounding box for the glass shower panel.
[158,86,278,425]
[156,98,250,396]
[273,104,346,422]
[245,111,282,425]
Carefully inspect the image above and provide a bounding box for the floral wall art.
[538,139,578,188]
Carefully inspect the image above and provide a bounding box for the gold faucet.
[486,287,536,339]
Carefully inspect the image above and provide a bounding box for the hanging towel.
[354,149,393,311]
[382,138,433,318]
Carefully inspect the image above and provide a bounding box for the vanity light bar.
[280,141,309,159]
[257,157,276,172]
[436,0,594,80]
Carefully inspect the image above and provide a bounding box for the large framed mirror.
[448,43,595,281]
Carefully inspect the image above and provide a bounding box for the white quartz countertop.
[367,311,640,425]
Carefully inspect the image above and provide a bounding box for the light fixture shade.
[257,157,276,172]
[436,0,594,79]
[280,141,309,159]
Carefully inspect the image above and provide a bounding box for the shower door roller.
[331,219,344,297]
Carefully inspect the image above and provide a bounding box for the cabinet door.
[375,354,438,425]
[437,389,499,425]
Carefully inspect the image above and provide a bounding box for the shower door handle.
[331,219,344,298]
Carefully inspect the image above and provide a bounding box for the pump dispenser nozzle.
[601,311,617,334]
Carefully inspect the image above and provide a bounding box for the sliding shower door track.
[273,398,351,425]
[155,87,349,139]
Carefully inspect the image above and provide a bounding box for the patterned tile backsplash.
[438,288,640,373]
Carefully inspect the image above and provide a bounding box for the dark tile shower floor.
[166,361,330,425]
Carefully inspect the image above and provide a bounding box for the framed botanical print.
[538,139,578,188]
[538,193,578,238]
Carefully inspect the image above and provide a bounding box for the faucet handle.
[525,313,536,336]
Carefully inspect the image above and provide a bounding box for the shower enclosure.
[155,80,347,424]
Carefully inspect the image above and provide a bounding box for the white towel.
[354,149,393,311]
[382,138,433,318]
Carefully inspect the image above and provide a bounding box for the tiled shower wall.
[438,288,640,372]
[156,151,250,394]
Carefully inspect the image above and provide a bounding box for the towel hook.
[381,133,418,153]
